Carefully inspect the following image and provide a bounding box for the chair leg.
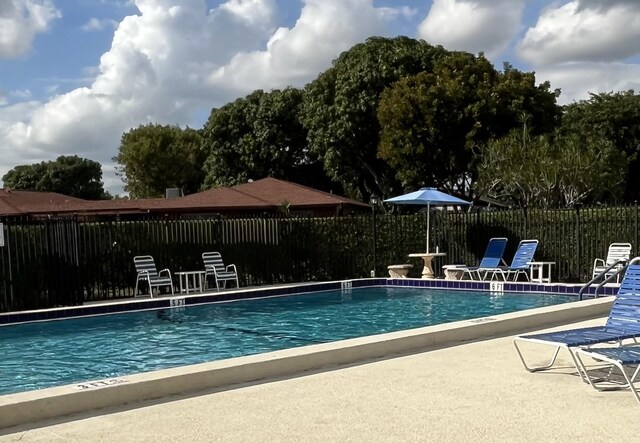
[512,339,588,383]
[575,352,640,401]
[513,339,562,372]
[149,281,154,299]
[135,279,139,297]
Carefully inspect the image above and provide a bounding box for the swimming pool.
[0,287,575,395]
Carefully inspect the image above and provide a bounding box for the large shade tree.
[2,155,111,200]
[113,124,204,198]
[300,36,450,200]
[201,88,333,191]
[377,55,561,195]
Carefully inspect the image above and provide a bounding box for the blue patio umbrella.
[384,187,470,253]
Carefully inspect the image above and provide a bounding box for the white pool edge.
[0,297,612,430]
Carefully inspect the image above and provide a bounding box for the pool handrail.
[579,258,629,300]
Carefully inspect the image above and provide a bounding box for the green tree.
[113,124,204,198]
[554,132,628,206]
[2,155,111,200]
[492,63,560,136]
[300,36,450,200]
[562,90,640,200]
[476,125,556,208]
[476,122,627,208]
[377,55,560,194]
[201,88,332,190]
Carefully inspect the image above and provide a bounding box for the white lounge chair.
[592,242,632,283]
[133,255,174,298]
[202,252,239,291]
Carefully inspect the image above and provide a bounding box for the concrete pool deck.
[2,314,640,440]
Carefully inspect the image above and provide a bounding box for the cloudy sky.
[1,0,639,195]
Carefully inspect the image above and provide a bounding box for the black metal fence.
[0,204,638,312]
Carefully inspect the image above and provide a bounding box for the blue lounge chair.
[454,237,508,280]
[513,258,640,383]
[487,239,538,281]
[576,346,640,404]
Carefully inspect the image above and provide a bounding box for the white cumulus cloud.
[208,0,389,95]
[0,0,61,58]
[1,0,277,190]
[417,0,524,58]
[0,0,397,194]
[378,6,417,22]
[518,0,640,66]
[536,62,640,105]
[81,17,119,32]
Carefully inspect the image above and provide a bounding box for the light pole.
[370,195,378,277]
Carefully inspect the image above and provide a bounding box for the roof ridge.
[228,186,275,206]
[241,177,362,205]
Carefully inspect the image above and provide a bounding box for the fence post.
[633,200,640,254]
[370,196,378,277]
[575,203,582,281]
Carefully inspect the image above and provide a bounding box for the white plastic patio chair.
[133,255,174,298]
[202,252,239,291]
[592,242,632,283]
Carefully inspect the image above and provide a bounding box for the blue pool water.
[0,287,575,395]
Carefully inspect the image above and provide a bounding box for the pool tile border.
[0,277,613,326]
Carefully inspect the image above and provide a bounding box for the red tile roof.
[175,187,272,209]
[0,178,368,216]
[231,178,367,208]
[0,189,89,216]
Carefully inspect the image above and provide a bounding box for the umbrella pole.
[426,203,430,253]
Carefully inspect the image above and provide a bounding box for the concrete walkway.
[2,318,639,442]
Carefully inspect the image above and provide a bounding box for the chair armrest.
[137,270,150,278]
[158,268,171,277]
[593,258,604,269]
[208,266,221,277]
[226,264,237,274]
